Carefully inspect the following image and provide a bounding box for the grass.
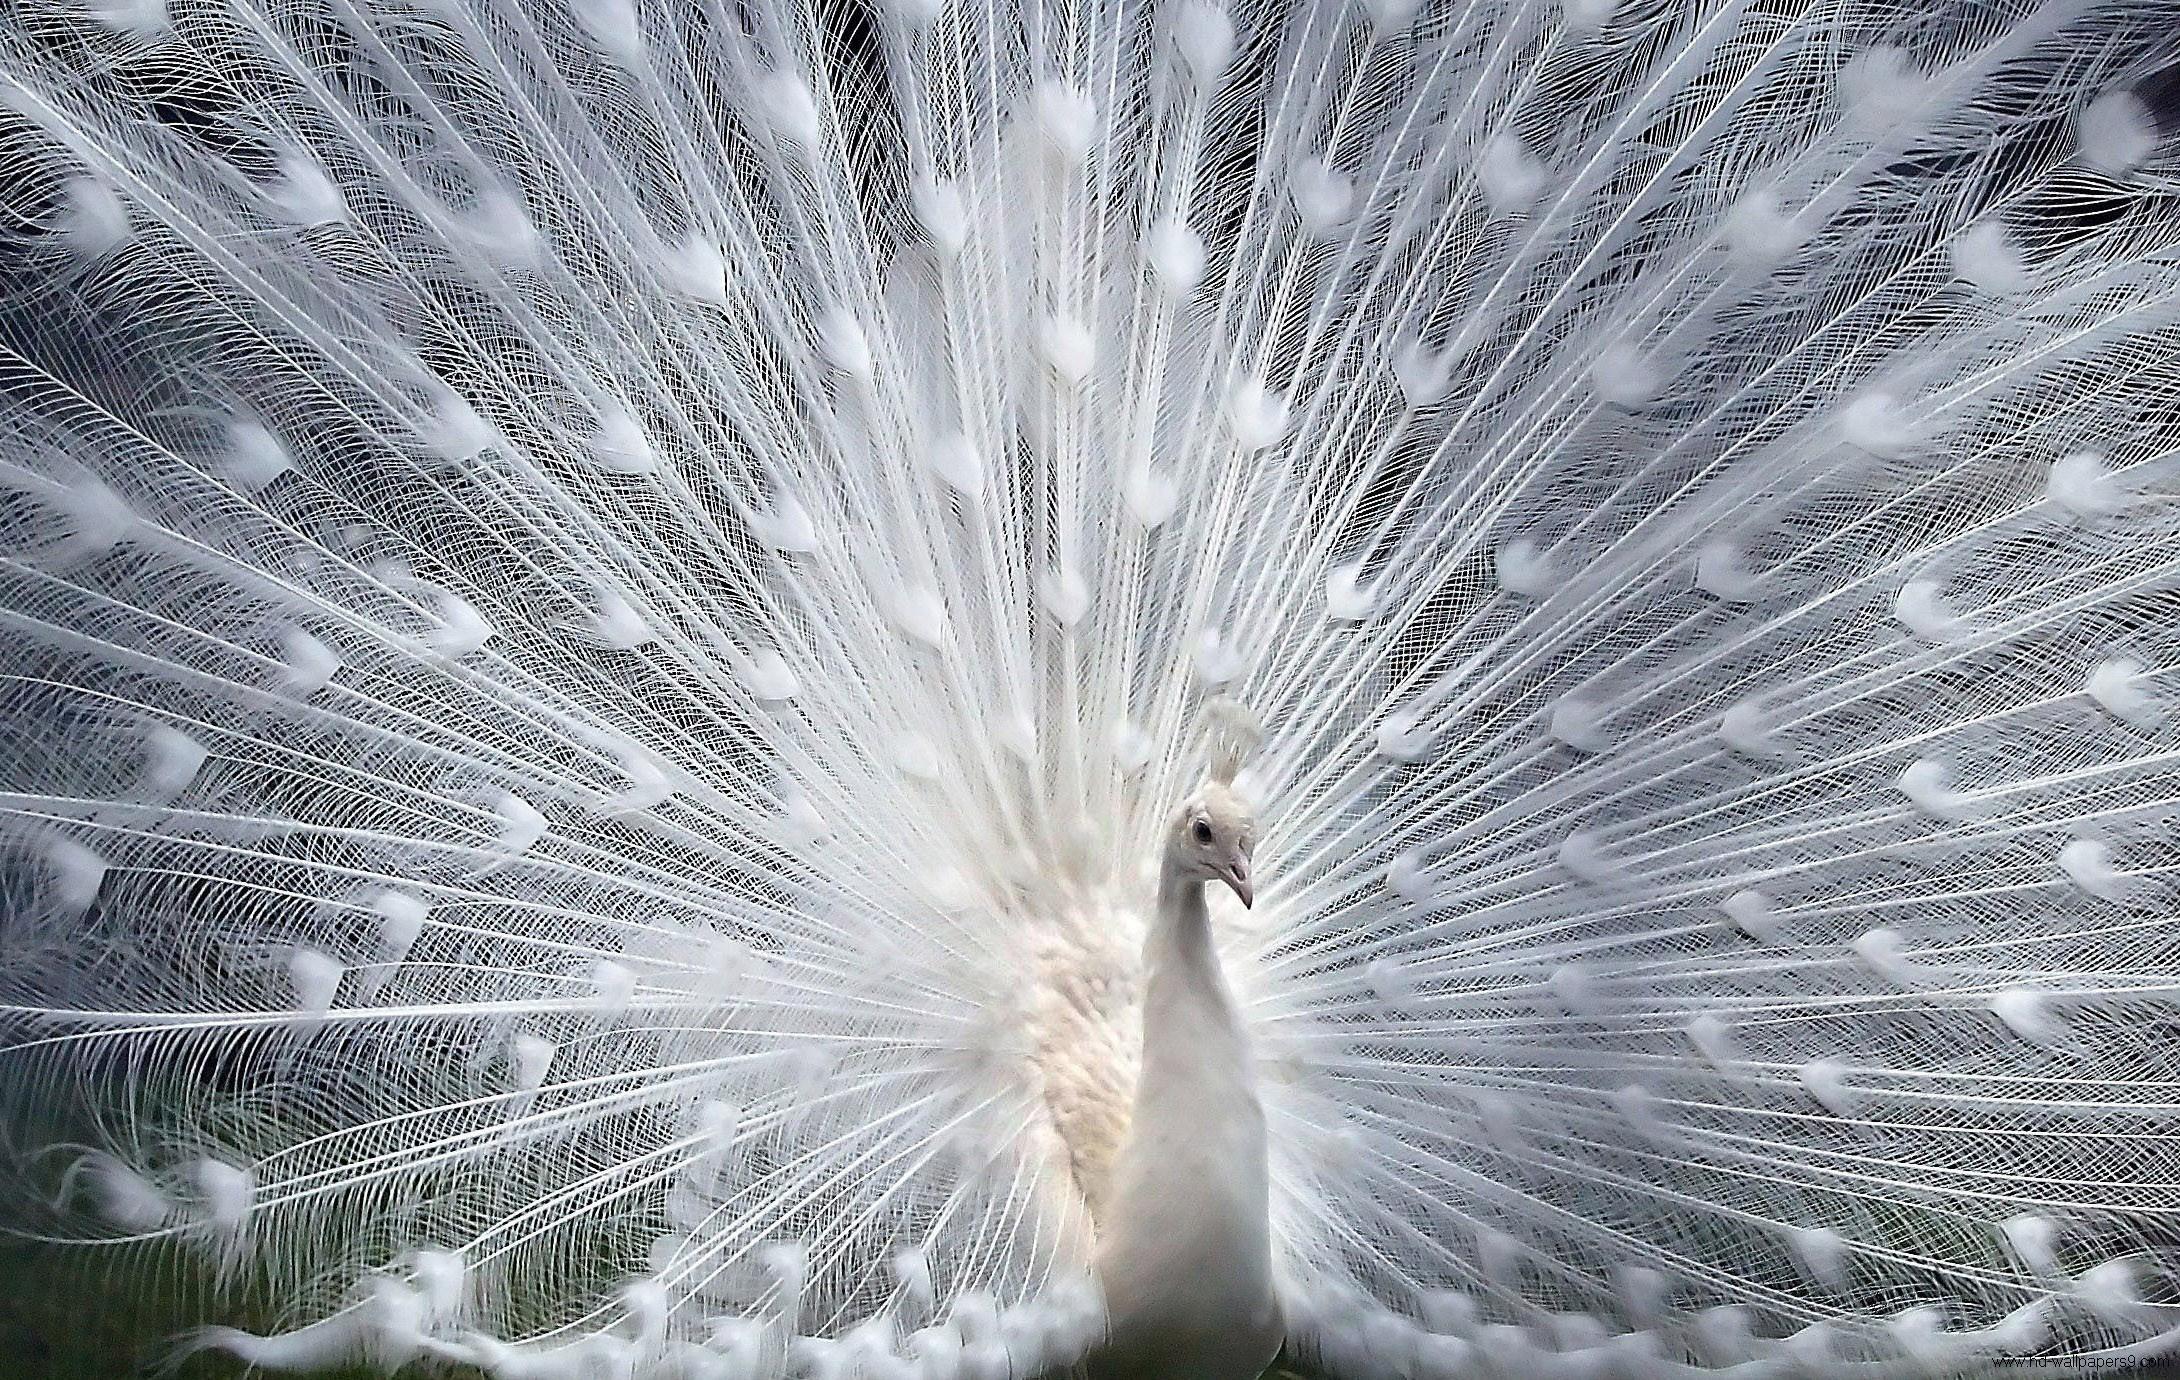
[0,1236,349,1380]
[0,1235,1336,1380]
[6,1236,2177,1380]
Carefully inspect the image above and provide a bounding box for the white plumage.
[2,1,2179,1377]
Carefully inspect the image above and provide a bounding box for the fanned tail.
[2,0,2179,1376]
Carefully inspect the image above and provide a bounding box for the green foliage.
[0,1238,392,1380]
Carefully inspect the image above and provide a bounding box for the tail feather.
[4,0,2180,1374]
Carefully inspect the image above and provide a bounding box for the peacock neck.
[1148,860,1227,991]
[1087,851,1278,1377]
[1128,852,1260,1166]
[1140,857,1253,1060]
[1133,854,1255,1159]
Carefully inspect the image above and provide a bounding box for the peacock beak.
[1221,856,1254,909]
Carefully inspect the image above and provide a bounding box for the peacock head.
[1171,785,1256,908]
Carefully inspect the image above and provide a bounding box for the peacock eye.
[1192,819,1214,844]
